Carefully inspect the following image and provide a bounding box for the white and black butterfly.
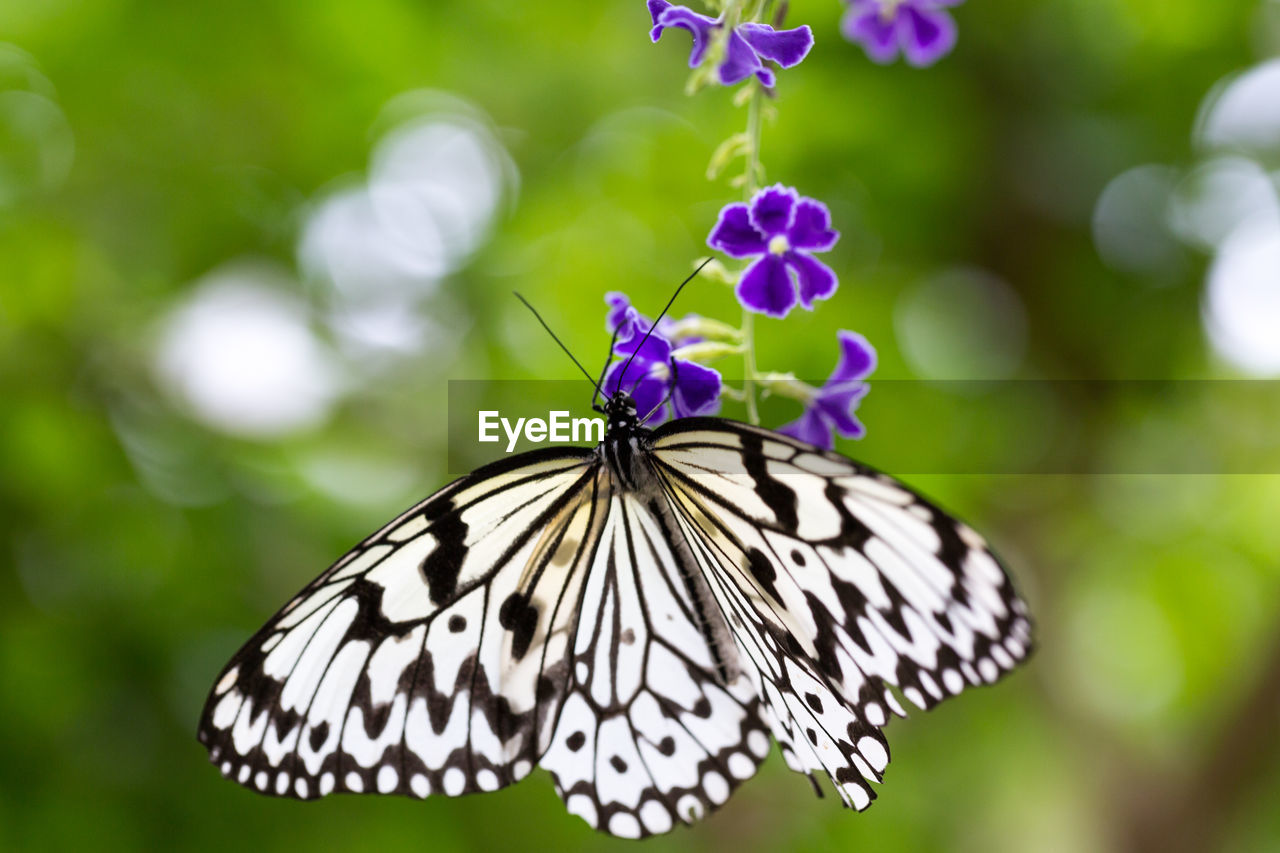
[198,382,1032,838]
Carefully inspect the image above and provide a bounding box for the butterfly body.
[199,393,1032,838]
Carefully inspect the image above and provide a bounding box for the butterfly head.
[603,390,640,435]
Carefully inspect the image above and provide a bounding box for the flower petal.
[787,251,838,309]
[647,0,672,34]
[748,184,798,236]
[778,407,835,450]
[814,384,869,439]
[652,3,718,67]
[787,198,839,251]
[671,358,722,417]
[634,377,672,423]
[898,5,957,67]
[828,330,878,384]
[841,8,900,64]
[717,28,764,86]
[612,324,672,365]
[605,291,636,335]
[738,23,814,69]
[736,254,798,318]
[707,202,767,258]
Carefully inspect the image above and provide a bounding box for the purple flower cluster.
[707,185,840,319]
[626,3,897,448]
[647,0,814,87]
[841,0,961,67]
[603,293,721,425]
[779,331,877,449]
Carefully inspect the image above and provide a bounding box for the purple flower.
[841,0,961,67]
[606,291,701,346]
[603,293,721,424]
[778,331,876,449]
[707,185,840,319]
[647,0,814,87]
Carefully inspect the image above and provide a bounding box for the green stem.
[741,311,759,424]
[740,84,765,425]
[744,86,763,195]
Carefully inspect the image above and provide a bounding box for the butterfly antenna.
[640,361,679,425]
[593,326,621,412]
[619,258,713,389]
[513,292,604,398]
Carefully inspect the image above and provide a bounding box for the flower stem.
[743,86,763,195]
[740,84,765,425]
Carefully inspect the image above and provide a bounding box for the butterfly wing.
[649,417,1033,805]
[198,447,603,801]
[539,490,772,838]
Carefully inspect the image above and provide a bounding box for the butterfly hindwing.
[198,448,599,801]
[541,492,771,838]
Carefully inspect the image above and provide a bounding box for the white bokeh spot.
[298,95,512,364]
[1195,58,1280,154]
[1202,218,1280,376]
[1092,164,1183,278]
[1168,156,1280,252]
[154,261,340,437]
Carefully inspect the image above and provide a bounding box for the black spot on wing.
[421,510,467,605]
[746,547,782,604]
[498,592,539,661]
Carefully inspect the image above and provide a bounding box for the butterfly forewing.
[650,419,1032,797]
[198,448,598,800]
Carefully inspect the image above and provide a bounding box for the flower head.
[647,0,814,87]
[603,292,722,425]
[841,0,961,67]
[778,331,876,449]
[707,184,840,318]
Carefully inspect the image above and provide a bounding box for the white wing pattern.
[199,417,1031,838]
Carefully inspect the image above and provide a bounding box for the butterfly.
[197,382,1033,838]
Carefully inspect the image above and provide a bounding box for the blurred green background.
[4,0,1280,850]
